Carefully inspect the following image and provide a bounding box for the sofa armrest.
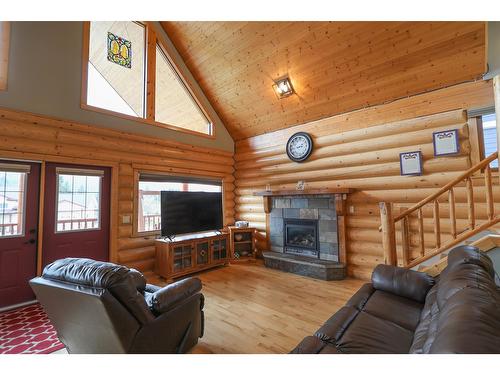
[146,277,202,314]
[371,264,434,303]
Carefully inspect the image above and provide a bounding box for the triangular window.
[83,21,213,136]
[155,44,211,135]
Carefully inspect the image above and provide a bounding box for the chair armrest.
[371,264,434,303]
[144,284,161,294]
[146,277,202,314]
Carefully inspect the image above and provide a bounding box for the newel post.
[379,202,397,266]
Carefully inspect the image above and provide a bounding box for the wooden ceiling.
[161,22,486,141]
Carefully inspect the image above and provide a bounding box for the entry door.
[42,163,110,267]
[0,161,40,308]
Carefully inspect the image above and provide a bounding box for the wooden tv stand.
[155,231,229,281]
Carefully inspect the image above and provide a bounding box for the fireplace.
[283,218,319,258]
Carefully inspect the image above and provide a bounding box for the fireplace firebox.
[283,218,319,258]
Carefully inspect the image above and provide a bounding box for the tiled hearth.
[263,194,346,280]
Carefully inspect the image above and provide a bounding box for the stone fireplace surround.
[258,191,348,281]
[269,195,339,261]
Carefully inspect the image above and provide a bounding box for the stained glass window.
[107,32,132,69]
[87,21,145,117]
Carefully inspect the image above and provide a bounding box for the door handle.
[24,238,36,245]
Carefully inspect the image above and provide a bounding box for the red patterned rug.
[0,303,66,354]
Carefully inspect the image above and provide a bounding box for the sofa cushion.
[444,245,495,278]
[290,336,328,354]
[345,283,375,310]
[410,246,500,353]
[336,311,414,354]
[315,306,359,344]
[430,285,500,353]
[303,279,422,354]
[372,264,435,303]
[363,290,423,331]
[409,284,439,354]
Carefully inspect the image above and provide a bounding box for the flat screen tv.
[161,191,223,237]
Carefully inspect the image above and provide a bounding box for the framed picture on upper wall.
[433,129,460,156]
[400,151,423,176]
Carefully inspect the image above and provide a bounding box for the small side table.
[228,226,256,263]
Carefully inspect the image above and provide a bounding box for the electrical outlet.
[122,215,131,224]
[349,206,355,214]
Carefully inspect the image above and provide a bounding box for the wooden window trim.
[132,168,224,237]
[80,21,215,139]
[0,22,10,91]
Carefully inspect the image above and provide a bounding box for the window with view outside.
[86,21,146,117]
[481,113,498,169]
[155,44,211,134]
[138,180,221,233]
[56,174,101,232]
[0,171,26,237]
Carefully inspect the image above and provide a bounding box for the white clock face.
[288,135,310,158]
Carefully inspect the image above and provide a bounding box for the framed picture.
[433,129,460,156]
[400,151,423,176]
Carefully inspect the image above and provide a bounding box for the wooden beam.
[254,188,352,196]
[146,25,157,121]
[0,22,10,91]
[336,194,347,264]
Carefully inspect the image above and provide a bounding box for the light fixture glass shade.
[272,76,294,98]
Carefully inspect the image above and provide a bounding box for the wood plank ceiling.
[161,22,487,141]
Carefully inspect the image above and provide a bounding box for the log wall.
[234,80,496,279]
[0,107,235,273]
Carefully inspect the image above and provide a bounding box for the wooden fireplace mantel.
[253,188,353,197]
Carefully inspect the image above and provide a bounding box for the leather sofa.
[30,258,204,354]
[291,245,500,354]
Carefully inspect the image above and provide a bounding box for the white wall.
[0,21,234,152]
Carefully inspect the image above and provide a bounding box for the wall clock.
[286,132,313,162]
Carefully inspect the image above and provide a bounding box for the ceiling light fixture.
[272,75,295,99]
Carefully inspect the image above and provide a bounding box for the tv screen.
[161,191,223,237]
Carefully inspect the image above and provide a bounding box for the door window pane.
[0,171,26,237]
[56,174,101,232]
[87,21,146,117]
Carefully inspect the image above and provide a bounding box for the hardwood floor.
[148,261,364,354]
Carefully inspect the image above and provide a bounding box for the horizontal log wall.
[0,107,235,273]
[234,80,495,280]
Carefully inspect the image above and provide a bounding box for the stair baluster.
[379,152,499,269]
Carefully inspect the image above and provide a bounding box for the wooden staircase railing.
[379,152,500,269]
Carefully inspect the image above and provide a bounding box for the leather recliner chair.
[29,258,204,354]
